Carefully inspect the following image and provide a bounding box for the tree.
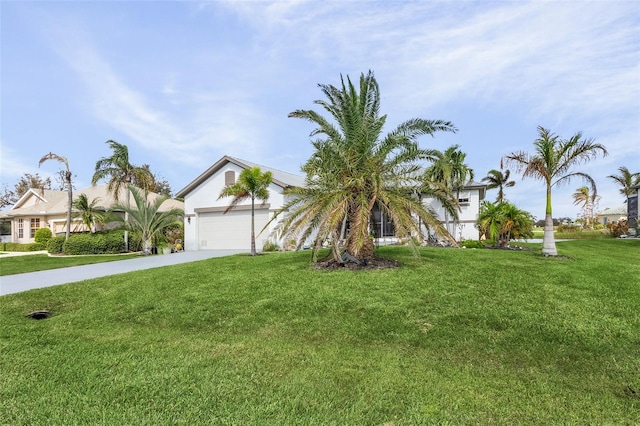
[271,71,457,263]
[72,194,106,233]
[607,166,640,199]
[572,186,600,229]
[218,166,273,256]
[424,145,474,235]
[136,164,173,197]
[504,126,607,256]
[39,153,73,240]
[0,184,16,210]
[92,140,154,251]
[477,201,533,246]
[482,166,515,203]
[110,185,183,255]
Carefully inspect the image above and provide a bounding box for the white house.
[176,156,487,252]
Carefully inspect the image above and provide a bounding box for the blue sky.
[2,0,639,220]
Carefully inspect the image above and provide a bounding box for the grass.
[1,239,639,424]
[0,253,139,276]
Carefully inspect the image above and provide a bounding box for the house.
[0,184,184,244]
[596,204,627,226]
[176,156,486,252]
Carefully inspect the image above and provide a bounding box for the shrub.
[556,224,581,233]
[61,232,127,255]
[1,242,45,252]
[608,220,629,238]
[34,228,53,243]
[263,240,280,252]
[460,240,484,249]
[47,236,65,254]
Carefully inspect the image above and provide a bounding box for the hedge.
[1,242,46,252]
[62,232,126,255]
[46,236,66,254]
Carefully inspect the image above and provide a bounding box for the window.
[371,205,396,237]
[18,218,24,239]
[0,221,10,236]
[30,218,40,238]
[225,170,235,186]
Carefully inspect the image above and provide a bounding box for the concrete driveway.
[0,250,245,296]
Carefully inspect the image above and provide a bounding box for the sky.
[1,0,639,220]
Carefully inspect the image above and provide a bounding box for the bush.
[263,240,280,252]
[1,242,46,252]
[608,220,629,238]
[556,224,581,233]
[34,228,52,243]
[460,240,484,249]
[47,236,66,254]
[62,232,126,255]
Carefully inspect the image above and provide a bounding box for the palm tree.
[424,145,474,236]
[504,126,608,256]
[111,185,183,255]
[572,186,600,229]
[607,166,640,199]
[482,167,515,203]
[271,71,457,263]
[477,201,534,246]
[218,166,273,256]
[72,194,106,233]
[39,152,72,240]
[92,140,154,251]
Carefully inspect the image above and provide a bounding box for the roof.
[0,184,183,219]
[176,155,488,199]
[597,204,628,216]
[176,155,306,198]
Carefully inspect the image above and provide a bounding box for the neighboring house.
[628,183,639,232]
[176,155,486,252]
[0,184,184,244]
[596,204,627,226]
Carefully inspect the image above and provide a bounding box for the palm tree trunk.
[542,185,557,256]
[66,175,72,240]
[250,196,256,256]
[124,188,130,252]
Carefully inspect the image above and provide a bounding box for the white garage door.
[198,209,270,250]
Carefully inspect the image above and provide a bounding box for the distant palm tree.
[272,71,457,263]
[72,194,106,233]
[504,126,607,256]
[607,166,640,199]
[111,185,183,255]
[218,166,273,256]
[92,140,154,251]
[482,167,515,203]
[572,186,600,229]
[39,152,73,240]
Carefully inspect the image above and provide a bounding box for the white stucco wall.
[422,188,482,241]
[182,163,289,251]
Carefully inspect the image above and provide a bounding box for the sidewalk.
[0,250,245,296]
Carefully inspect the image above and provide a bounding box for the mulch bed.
[314,257,401,270]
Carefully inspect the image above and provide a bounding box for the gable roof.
[176,155,488,200]
[176,155,306,198]
[0,184,183,219]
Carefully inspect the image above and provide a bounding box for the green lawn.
[0,253,139,276]
[1,240,639,424]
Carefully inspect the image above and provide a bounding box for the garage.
[197,208,270,250]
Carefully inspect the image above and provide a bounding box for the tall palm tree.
[271,71,457,263]
[504,126,608,256]
[482,167,515,203]
[111,185,183,255]
[572,186,600,229]
[72,194,106,233]
[218,166,273,256]
[39,152,72,240]
[424,145,474,236]
[92,140,154,251]
[607,166,640,199]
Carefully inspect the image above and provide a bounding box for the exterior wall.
[422,188,482,241]
[182,163,288,251]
